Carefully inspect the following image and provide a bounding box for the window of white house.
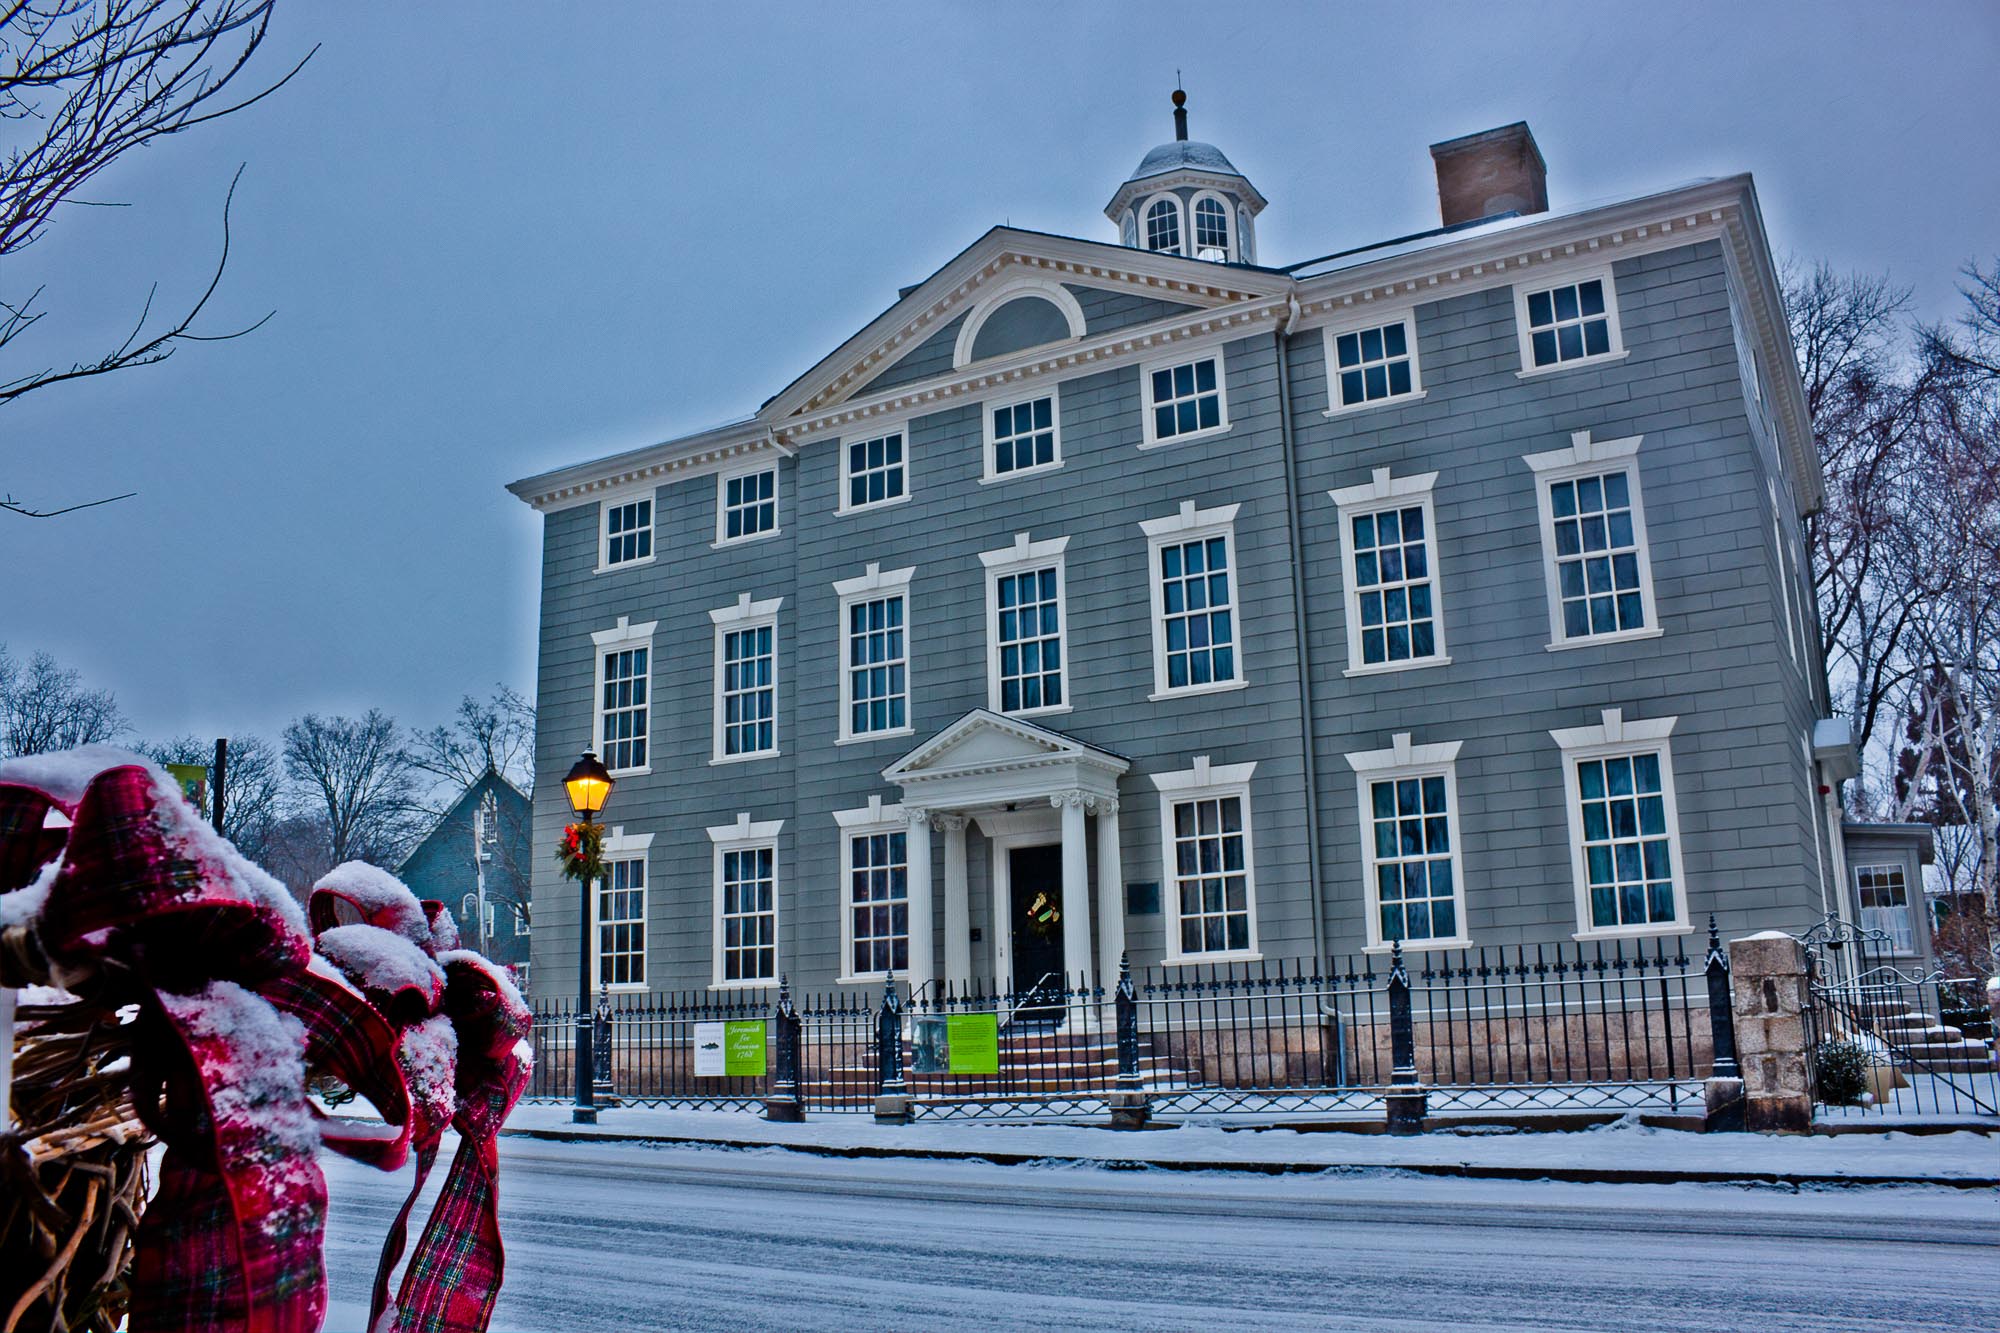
[1141,350,1228,447]
[1324,316,1421,413]
[833,564,915,743]
[718,467,778,544]
[1144,196,1181,255]
[1236,205,1254,264]
[1152,757,1259,962]
[846,827,908,978]
[1855,863,1915,953]
[591,617,655,774]
[1515,270,1624,374]
[979,532,1070,716]
[1551,710,1688,938]
[513,903,529,937]
[1121,210,1138,248]
[600,497,653,570]
[841,429,906,512]
[1193,195,1229,256]
[596,836,649,989]
[985,392,1060,480]
[710,594,781,763]
[1141,501,1244,699]
[707,815,782,987]
[1329,469,1448,675]
[1524,432,1659,650]
[1346,735,1467,949]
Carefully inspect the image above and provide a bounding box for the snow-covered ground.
[320,1135,2000,1332]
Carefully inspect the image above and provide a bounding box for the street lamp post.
[563,750,613,1125]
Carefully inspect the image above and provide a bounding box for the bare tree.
[0,643,123,755]
[138,731,281,859]
[404,685,536,801]
[1,0,313,516]
[281,710,423,867]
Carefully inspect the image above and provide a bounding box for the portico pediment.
[882,710,1128,811]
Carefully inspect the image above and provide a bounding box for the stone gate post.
[1727,931,1812,1133]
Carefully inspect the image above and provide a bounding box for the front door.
[1008,845,1065,1005]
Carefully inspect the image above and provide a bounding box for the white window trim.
[1770,480,1801,671]
[1140,500,1248,701]
[1852,862,1916,955]
[951,275,1087,369]
[594,825,654,993]
[1345,735,1470,953]
[835,418,913,517]
[833,797,909,984]
[1138,344,1232,450]
[1549,709,1691,941]
[1188,188,1235,261]
[833,562,916,745]
[1523,430,1664,652]
[1151,756,1261,965]
[1327,468,1452,677]
[594,483,657,574]
[708,593,783,765]
[1320,307,1428,418]
[706,813,783,990]
[1514,264,1629,378]
[1140,191,1186,257]
[978,532,1072,719]
[1120,209,1138,249]
[590,616,656,777]
[979,385,1065,484]
[712,462,781,549]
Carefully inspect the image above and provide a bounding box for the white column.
[938,814,972,990]
[1056,792,1093,989]
[1095,797,1124,993]
[905,811,935,994]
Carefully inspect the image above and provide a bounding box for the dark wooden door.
[1008,844,1065,1000]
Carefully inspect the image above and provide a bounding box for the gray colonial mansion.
[510,98,1917,1004]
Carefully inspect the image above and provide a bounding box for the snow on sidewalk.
[498,1103,2000,1186]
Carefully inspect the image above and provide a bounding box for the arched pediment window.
[952,278,1087,368]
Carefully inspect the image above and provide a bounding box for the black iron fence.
[526,925,1734,1124]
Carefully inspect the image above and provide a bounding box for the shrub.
[1814,1037,1871,1106]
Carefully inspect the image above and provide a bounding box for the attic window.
[968,297,1072,362]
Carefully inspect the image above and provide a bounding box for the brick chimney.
[1429,122,1548,227]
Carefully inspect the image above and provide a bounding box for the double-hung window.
[1192,194,1230,256]
[979,533,1070,716]
[1141,501,1244,698]
[709,594,781,762]
[1552,710,1688,938]
[591,617,655,774]
[1346,736,1468,950]
[1153,758,1259,962]
[1143,195,1182,255]
[840,428,907,512]
[1328,469,1448,675]
[1855,864,1915,954]
[1323,312,1422,413]
[834,802,910,981]
[1525,431,1659,650]
[1141,349,1229,447]
[595,827,652,990]
[834,563,915,742]
[984,391,1061,480]
[717,466,778,544]
[599,495,654,570]
[707,815,782,987]
[1515,269,1625,374]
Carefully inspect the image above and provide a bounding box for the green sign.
[945,1012,1000,1076]
[724,1019,767,1077]
[164,763,207,813]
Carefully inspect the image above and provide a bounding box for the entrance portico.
[883,710,1130,994]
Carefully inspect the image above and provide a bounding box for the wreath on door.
[1024,889,1061,939]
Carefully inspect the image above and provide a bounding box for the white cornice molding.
[1523,429,1643,475]
[590,615,656,648]
[1550,707,1678,751]
[832,562,916,599]
[1151,755,1257,793]
[1106,166,1269,222]
[705,813,784,844]
[708,592,783,626]
[831,795,906,829]
[1345,733,1464,774]
[1328,467,1440,509]
[977,531,1071,570]
[1140,499,1241,539]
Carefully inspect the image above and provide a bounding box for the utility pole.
[212,737,228,835]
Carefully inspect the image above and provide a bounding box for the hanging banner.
[692,1021,725,1076]
[164,763,208,815]
[945,1012,1001,1076]
[695,1019,767,1077]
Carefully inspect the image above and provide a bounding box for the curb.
[497,1124,2000,1191]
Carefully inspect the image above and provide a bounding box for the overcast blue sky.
[4,1,1996,748]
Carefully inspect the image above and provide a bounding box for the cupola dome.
[1105,90,1266,264]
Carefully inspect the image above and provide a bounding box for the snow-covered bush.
[1814,1037,1871,1106]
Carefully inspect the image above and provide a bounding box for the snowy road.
[322,1136,2000,1332]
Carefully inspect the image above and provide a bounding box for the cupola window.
[1145,197,1182,255]
[1194,196,1229,257]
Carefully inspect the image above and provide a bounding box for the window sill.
[1161,950,1262,967]
[836,727,914,747]
[1344,654,1452,680]
[835,492,913,518]
[1545,626,1664,653]
[710,749,781,766]
[600,982,649,995]
[1137,423,1233,452]
[710,529,783,551]
[1571,922,1693,943]
[1323,390,1428,420]
[594,555,658,576]
[1148,678,1248,703]
[708,980,775,993]
[605,765,652,779]
[837,973,898,987]
[1516,348,1631,380]
[998,703,1073,720]
[1363,937,1472,955]
[980,461,1065,486]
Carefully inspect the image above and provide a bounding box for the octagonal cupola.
[1106,89,1267,265]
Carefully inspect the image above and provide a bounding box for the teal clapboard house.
[509,96,1880,1002]
[397,769,533,990]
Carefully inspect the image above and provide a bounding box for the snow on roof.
[1126,139,1242,183]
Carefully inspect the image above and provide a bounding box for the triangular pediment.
[883,710,1126,783]
[758,227,1288,426]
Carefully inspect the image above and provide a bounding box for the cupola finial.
[1172,85,1187,142]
